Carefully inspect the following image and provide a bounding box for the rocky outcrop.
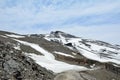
[0,41,54,80]
[50,31,77,38]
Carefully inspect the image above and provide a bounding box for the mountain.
[0,30,120,80]
[45,31,120,64]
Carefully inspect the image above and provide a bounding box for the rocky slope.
[0,40,54,80]
[0,30,120,80]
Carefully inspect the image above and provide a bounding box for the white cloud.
[0,0,120,44]
[50,24,120,44]
[0,0,120,26]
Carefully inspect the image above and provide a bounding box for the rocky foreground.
[0,41,54,80]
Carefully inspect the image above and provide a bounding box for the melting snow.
[14,46,21,50]
[75,45,120,64]
[54,51,75,58]
[72,52,77,55]
[0,35,8,38]
[14,39,88,73]
[45,35,120,65]
[26,53,87,73]
[14,39,54,60]
[6,34,25,38]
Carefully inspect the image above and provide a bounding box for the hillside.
[0,30,120,80]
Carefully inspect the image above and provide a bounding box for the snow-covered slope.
[14,39,87,73]
[44,31,120,65]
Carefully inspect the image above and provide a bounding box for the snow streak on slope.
[14,39,87,73]
[14,39,55,60]
[54,51,75,58]
[0,35,8,38]
[6,34,25,38]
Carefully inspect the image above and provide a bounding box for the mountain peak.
[50,31,77,38]
[51,31,64,34]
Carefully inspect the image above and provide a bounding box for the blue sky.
[0,0,120,44]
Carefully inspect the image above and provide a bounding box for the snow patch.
[0,35,8,38]
[26,53,88,73]
[54,51,75,58]
[6,34,25,38]
[14,46,21,50]
[72,52,77,55]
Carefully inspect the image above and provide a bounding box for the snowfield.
[75,45,120,64]
[14,39,88,73]
[26,53,88,73]
[45,33,120,65]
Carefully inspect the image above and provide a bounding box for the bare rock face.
[0,41,54,80]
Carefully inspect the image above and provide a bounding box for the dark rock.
[0,40,54,80]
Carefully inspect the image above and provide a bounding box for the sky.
[0,0,120,44]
